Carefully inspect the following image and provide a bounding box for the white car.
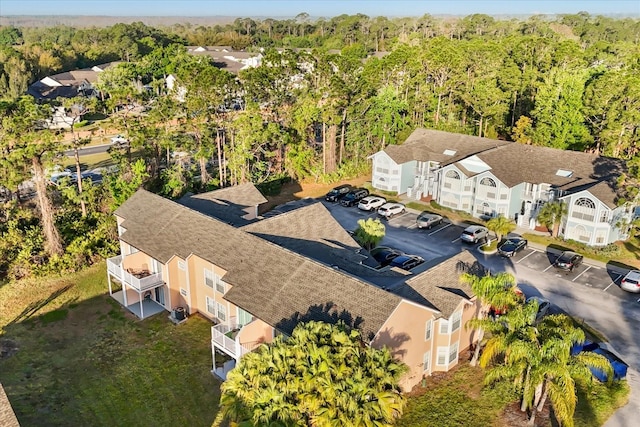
[110,135,129,147]
[620,270,640,293]
[377,203,405,219]
[358,196,386,211]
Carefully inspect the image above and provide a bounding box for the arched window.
[572,197,596,221]
[480,177,496,187]
[446,170,460,180]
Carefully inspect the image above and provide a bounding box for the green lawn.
[0,263,220,427]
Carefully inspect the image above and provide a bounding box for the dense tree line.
[0,13,639,279]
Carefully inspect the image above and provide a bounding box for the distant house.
[106,186,485,391]
[27,61,120,101]
[370,128,634,246]
[185,46,262,74]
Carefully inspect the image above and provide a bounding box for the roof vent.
[556,169,573,178]
[443,149,457,156]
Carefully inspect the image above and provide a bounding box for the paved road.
[63,143,112,157]
[278,198,639,426]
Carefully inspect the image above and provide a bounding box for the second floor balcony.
[107,255,163,292]
[211,323,259,360]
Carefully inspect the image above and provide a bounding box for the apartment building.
[106,186,484,391]
[370,128,634,246]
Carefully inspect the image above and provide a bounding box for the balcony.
[211,323,256,360]
[107,255,163,292]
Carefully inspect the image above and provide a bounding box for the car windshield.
[559,254,574,262]
[328,189,339,195]
[462,231,474,236]
[504,239,517,245]
[625,277,639,285]
[418,213,431,219]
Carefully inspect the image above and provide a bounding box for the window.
[600,210,609,223]
[180,288,188,297]
[178,260,186,270]
[446,170,460,180]
[480,177,496,187]
[449,342,459,364]
[216,303,226,321]
[595,230,607,244]
[425,319,433,341]
[572,198,596,221]
[439,319,449,334]
[204,269,214,288]
[423,351,431,372]
[206,296,215,315]
[238,308,253,326]
[451,311,462,332]
[437,347,448,366]
[216,280,226,294]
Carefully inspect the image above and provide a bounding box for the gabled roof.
[178,183,267,225]
[115,189,402,340]
[393,251,483,318]
[383,128,510,165]
[474,143,625,207]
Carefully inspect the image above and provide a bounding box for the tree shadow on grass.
[5,284,72,327]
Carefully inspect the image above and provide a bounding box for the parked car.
[525,296,551,323]
[377,202,405,219]
[620,270,640,293]
[370,247,403,267]
[416,211,443,229]
[497,237,528,257]
[110,134,130,148]
[357,196,386,211]
[325,184,353,202]
[340,188,369,207]
[460,225,489,244]
[490,287,525,317]
[390,254,425,270]
[553,251,583,272]
[571,341,628,382]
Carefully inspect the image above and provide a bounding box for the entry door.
[155,287,165,306]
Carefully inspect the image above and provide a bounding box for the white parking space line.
[603,274,622,292]
[407,223,418,229]
[516,250,536,264]
[429,223,452,236]
[389,212,409,221]
[543,264,555,272]
[572,265,591,282]
[451,237,461,243]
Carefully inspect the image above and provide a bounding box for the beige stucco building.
[106,186,484,391]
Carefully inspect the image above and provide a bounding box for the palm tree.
[215,321,407,427]
[537,201,568,237]
[486,215,516,242]
[480,304,613,427]
[462,271,521,366]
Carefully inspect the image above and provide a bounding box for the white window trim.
[425,319,433,341]
[423,351,431,373]
[178,260,186,270]
[204,268,215,288]
[205,296,215,315]
[439,318,449,334]
[180,288,188,297]
[436,346,448,366]
[451,311,462,333]
[449,342,459,364]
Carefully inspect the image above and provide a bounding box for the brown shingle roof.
[393,251,484,318]
[383,128,510,165]
[0,383,19,427]
[474,143,625,207]
[115,189,402,340]
[178,183,267,225]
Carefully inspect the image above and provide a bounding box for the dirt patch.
[261,176,370,212]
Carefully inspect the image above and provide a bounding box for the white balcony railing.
[211,323,256,359]
[107,255,163,292]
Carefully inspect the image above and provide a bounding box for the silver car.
[620,270,640,293]
[377,203,405,219]
[416,211,443,229]
[460,225,489,243]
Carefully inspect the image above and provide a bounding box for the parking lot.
[265,197,638,303]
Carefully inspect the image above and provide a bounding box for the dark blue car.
[571,341,628,381]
